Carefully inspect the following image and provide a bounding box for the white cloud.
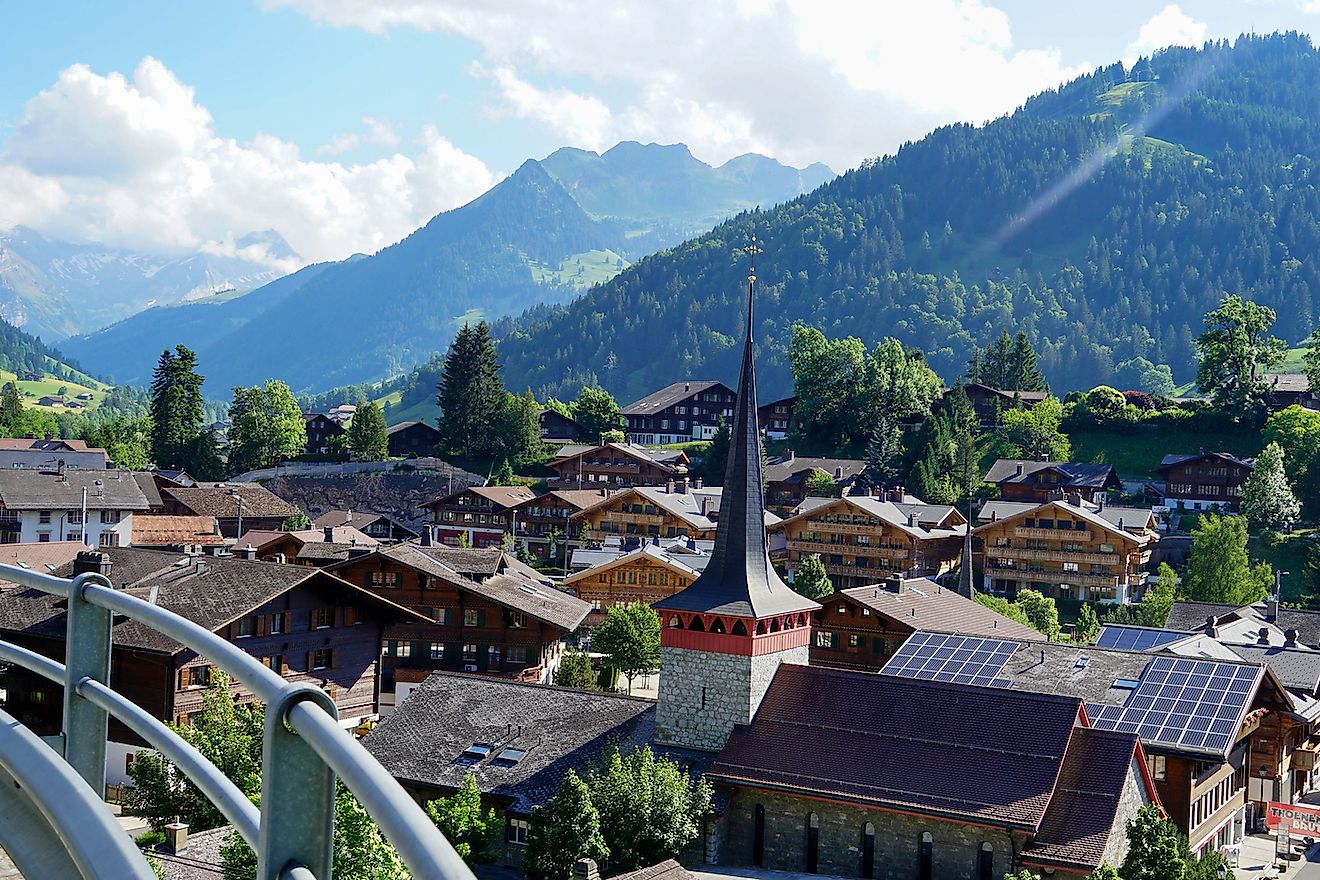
[316,115,401,156]
[264,0,1092,171]
[0,58,497,264]
[1126,5,1210,66]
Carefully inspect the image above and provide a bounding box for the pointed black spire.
[655,238,818,619]
[957,496,975,599]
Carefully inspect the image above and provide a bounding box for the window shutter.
[333,606,344,627]
[830,633,839,649]
[344,605,357,626]
[305,651,314,672]
[178,667,190,689]
[256,615,268,637]
[330,648,339,669]
[477,609,486,627]
[280,657,289,675]
[309,609,317,630]
[364,572,373,588]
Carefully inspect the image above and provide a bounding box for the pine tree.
[0,381,24,435]
[436,322,504,457]
[859,417,903,490]
[1240,441,1300,534]
[553,650,599,690]
[346,400,389,461]
[525,771,608,880]
[149,344,207,469]
[1008,332,1049,392]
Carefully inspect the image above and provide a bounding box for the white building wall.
[16,506,133,545]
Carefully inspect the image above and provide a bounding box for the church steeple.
[654,238,817,619]
[653,237,817,754]
[956,496,975,599]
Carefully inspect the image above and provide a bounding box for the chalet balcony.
[989,546,1120,566]
[1014,526,1092,541]
[808,521,885,536]
[822,560,901,579]
[590,512,663,527]
[786,538,911,559]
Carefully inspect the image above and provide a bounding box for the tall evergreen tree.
[1240,441,1300,534]
[149,344,206,469]
[436,322,504,457]
[346,399,389,461]
[0,381,24,436]
[859,416,904,490]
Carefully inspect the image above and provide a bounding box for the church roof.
[653,255,817,620]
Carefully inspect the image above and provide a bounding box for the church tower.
[653,241,820,753]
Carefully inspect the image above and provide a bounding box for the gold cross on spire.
[745,235,763,284]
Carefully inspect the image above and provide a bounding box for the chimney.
[1267,595,1280,622]
[164,822,188,855]
[885,576,904,594]
[345,509,353,522]
[677,476,690,494]
[666,479,675,494]
[238,544,257,561]
[347,546,372,560]
[1257,627,1271,646]
[1285,628,1300,648]
[694,477,704,490]
[683,382,690,392]
[1068,491,1082,507]
[834,466,843,479]
[421,525,433,547]
[1097,495,1105,511]
[324,526,335,543]
[784,448,794,462]
[1015,463,1024,477]
[573,859,602,880]
[1204,616,1219,638]
[73,550,111,578]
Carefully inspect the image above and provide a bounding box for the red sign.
[1267,802,1320,835]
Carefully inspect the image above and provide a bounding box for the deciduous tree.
[1183,514,1272,605]
[1015,589,1060,640]
[1263,405,1320,519]
[792,553,833,600]
[424,773,498,865]
[226,380,307,474]
[999,396,1071,461]
[1119,804,1187,880]
[572,386,624,441]
[525,771,608,880]
[592,602,660,694]
[1075,604,1100,644]
[1139,564,1178,628]
[494,390,543,466]
[553,649,598,690]
[1240,441,1300,534]
[1195,295,1287,422]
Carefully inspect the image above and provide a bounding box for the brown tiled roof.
[164,484,302,518]
[425,485,536,511]
[0,542,86,577]
[130,515,224,547]
[839,579,1045,642]
[1023,728,1143,870]
[708,664,1082,828]
[0,547,423,654]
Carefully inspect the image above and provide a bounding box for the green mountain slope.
[495,33,1320,403]
[65,145,832,396]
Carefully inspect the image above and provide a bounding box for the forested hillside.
[496,34,1320,403]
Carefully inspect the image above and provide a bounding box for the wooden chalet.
[387,420,442,458]
[302,413,345,456]
[983,459,1121,504]
[1153,451,1255,512]
[425,485,537,548]
[546,442,690,489]
[621,380,736,445]
[162,483,303,538]
[757,395,797,440]
[506,488,611,561]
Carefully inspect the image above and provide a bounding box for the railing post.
[258,686,338,880]
[63,570,113,794]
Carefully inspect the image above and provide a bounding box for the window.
[269,613,285,635]
[861,823,876,879]
[429,642,446,660]
[37,532,50,543]
[463,644,478,661]
[1148,754,1167,781]
[753,805,766,867]
[263,655,285,674]
[309,648,332,670]
[370,571,400,588]
[236,616,257,638]
[100,510,119,524]
[464,609,484,627]
[848,635,862,648]
[919,832,933,880]
[978,843,994,880]
[488,646,502,666]
[508,610,527,628]
[99,532,118,548]
[815,631,835,648]
[507,817,530,845]
[66,532,82,542]
[508,646,528,664]
[67,510,83,525]
[311,607,332,629]
[179,665,213,690]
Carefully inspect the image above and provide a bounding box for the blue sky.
[1,1,1317,264]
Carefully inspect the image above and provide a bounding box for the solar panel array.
[1086,656,1259,755]
[1094,625,1187,652]
[881,632,1017,688]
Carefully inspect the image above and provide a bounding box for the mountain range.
[60,144,834,392]
[487,33,1320,403]
[0,227,296,341]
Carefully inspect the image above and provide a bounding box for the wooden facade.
[1154,452,1255,512]
[572,486,716,543]
[770,497,965,589]
[386,421,442,458]
[546,442,689,489]
[563,548,700,623]
[426,486,536,548]
[302,413,345,456]
[330,552,577,685]
[507,489,610,560]
[973,500,1154,604]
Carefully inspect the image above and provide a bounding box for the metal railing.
[0,562,477,880]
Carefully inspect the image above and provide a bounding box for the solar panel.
[1094,625,1187,652]
[1087,656,1261,756]
[882,633,1017,687]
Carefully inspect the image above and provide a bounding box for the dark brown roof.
[983,460,1118,488]
[386,420,440,436]
[424,485,536,511]
[0,547,422,654]
[838,580,1045,642]
[1023,728,1143,870]
[132,472,165,508]
[164,483,302,518]
[708,664,1084,829]
[365,671,655,814]
[1154,452,1255,474]
[621,381,734,416]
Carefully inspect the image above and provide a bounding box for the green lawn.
[529,249,629,289]
[1252,529,1318,606]
[3,368,110,412]
[1069,424,1264,480]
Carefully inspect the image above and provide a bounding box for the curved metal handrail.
[0,561,476,880]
